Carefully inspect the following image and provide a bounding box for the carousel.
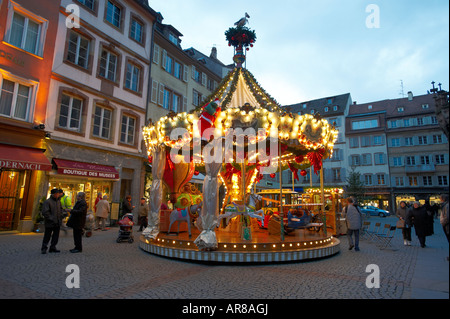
[140,17,341,263]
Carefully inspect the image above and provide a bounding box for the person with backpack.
[342,197,363,251]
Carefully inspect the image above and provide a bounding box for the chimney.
[407,91,413,101]
[210,46,217,59]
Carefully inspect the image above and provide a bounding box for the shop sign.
[53,159,119,180]
[1,160,44,170]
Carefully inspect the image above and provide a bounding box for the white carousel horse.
[168,203,202,238]
[217,192,265,227]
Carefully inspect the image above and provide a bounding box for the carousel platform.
[139,226,340,263]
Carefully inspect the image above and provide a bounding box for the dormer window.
[397,107,404,112]
[169,33,178,46]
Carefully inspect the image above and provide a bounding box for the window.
[125,62,140,92]
[59,94,82,131]
[420,156,430,165]
[398,107,404,112]
[422,104,429,109]
[422,176,432,186]
[0,78,31,121]
[389,120,397,128]
[333,105,338,111]
[431,116,438,124]
[77,0,95,10]
[193,90,202,107]
[7,11,45,56]
[351,119,378,130]
[324,106,329,112]
[105,0,122,29]
[172,93,180,112]
[406,156,415,166]
[391,138,400,147]
[418,136,428,145]
[395,177,404,186]
[120,115,135,145]
[374,153,386,165]
[372,135,384,145]
[174,61,182,80]
[403,119,410,127]
[350,155,360,166]
[409,176,418,186]
[169,33,178,46]
[361,136,371,147]
[99,49,118,82]
[404,137,414,146]
[433,135,443,144]
[349,137,359,148]
[130,18,143,43]
[364,175,372,186]
[332,168,341,181]
[438,176,448,186]
[162,88,170,110]
[393,157,402,166]
[377,174,385,185]
[417,117,424,126]
[331,149,341,161]
[93,106,112,139]
[67,31,90,69]
[165,55,173,74]
[361,154,372,166]
[435,154,445,164]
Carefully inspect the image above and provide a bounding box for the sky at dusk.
[147,0,449,106]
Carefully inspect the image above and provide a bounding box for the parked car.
[360,206,390,217]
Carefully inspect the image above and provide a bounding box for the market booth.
[140,20,341,262]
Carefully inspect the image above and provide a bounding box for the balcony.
[405,164,435,173]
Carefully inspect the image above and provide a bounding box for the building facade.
[384,92,449,208]
[43,0,158,216]
[0,0,60,232]
[283,93,352,190]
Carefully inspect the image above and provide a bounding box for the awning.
[0,144,52,171]
[53,158,119,180]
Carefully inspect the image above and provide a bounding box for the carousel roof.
[143,24,339,176]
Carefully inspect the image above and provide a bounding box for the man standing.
[138,197,149,232]
[342,197,362,251]
[41,189,63,254]
[440,194,449,243]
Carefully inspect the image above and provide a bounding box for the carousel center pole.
[279,141,284,241]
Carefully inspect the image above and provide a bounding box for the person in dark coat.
[40,188,63,254]
[406,201,429,248]
[396,201,411,246]
[121,195,135,219]
[67,192,87,253]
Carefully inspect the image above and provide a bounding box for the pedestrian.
[342,197,362,251]
[138,197,149,232]
[406,201,429,248]
[66,192,87,253]
[94,192,102,213]
[95,195,110,231]
[122,195,135,219]
[396,201,411,246]
[439,194,449,243]
[40,188,63,254]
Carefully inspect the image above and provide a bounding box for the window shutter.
[183,96,187,112]
[153,44,160,64]
[192,65,196,79]
[183,65,188,82]
[162,50,167,70]
[158,83,164,106]
[202,73,207,86]
[151,80,158,103]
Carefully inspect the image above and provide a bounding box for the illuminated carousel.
[140,18,341,262]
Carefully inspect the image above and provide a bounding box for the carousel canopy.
[143,23,339,179]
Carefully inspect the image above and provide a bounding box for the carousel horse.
[167,202,202,238]
[218,192,265,227]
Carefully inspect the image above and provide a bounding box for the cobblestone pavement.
[0,217,448,302]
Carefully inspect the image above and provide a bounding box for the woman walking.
[67,192,88,253]
[396,201,411,246]
[406,201,429,248]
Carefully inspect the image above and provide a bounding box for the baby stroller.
[116,213,134,243]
